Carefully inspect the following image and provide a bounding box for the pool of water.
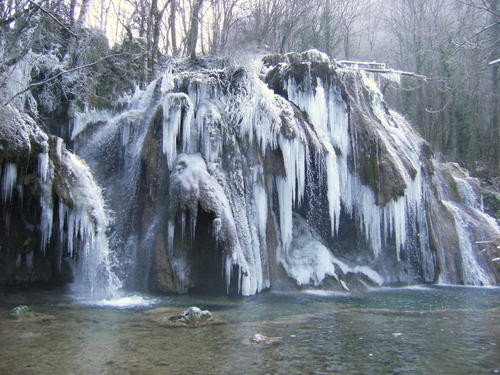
[0,285,498,375]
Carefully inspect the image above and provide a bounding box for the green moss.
[87,93,111,110]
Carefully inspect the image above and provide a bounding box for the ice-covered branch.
[2,53,127,106]
[338,61,427,80]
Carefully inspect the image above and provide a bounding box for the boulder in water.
[169,306,213,324]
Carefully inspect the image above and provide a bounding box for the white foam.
[434,283,500,290]
[89,295,157,308]
[302,289,350,297]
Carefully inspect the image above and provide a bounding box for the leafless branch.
[454,0,499,17]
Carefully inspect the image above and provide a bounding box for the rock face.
[70,50,498,295]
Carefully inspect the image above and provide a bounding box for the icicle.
[162,93,193,169]
[276,137,307,255]
[236,74,281,156]
[37,152,49,182]
[213,217,222,244]
[254,183,268,239]
[180,211,186,241]
[55,138,63,160]
[1,163,17,204]
[38,154,54,252]
[167,219,175,256]
[326,152,341,235]
[39,196,53,252]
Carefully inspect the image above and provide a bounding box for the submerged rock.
[251,333,268,343]
[248,333,282,345]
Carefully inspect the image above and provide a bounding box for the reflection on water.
[0,286,498,375]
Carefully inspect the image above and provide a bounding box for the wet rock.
[9,305,35,320]
[141,306,225,328]
[169,306,213,324]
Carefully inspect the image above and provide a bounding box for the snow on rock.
[0,105,48,159]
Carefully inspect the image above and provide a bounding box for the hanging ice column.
[286,76,341,237]
[1,163,17,204]
[284,67,430,262]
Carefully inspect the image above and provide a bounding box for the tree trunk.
[77,0,90,25]
[170,0,178,55]
[187,0,203,60]
[68,0,77,25]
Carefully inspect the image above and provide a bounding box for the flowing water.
[0,286,498,375]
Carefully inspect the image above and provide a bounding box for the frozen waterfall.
[68,51,498,295]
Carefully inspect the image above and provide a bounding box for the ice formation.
[0,104,120,296]
[64,50,498,294]
[168,153,250,293]
[284,215,383,288]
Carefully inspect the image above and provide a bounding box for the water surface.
[0,286,498,375]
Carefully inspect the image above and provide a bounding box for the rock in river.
[169,306,213,324]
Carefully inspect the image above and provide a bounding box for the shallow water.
[0,286,499,375]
